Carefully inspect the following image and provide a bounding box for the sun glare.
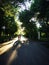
[0,43,13,55]
[18,0,34,12]
[36,22,41,28]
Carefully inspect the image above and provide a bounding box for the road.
[0,40,49,65]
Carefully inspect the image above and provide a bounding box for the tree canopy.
[0,0,49,42]
[19,0,49,40]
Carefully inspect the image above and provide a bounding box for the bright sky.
[36,22,41,28]
[18,0,34,12]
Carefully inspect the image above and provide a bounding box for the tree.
[19,0,49,40]
[0,1,18,42]
[19,10,38,39]
[0,8,4,36]
[0,0,29,43]
[30,0,49,40]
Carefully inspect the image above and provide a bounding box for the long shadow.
[0,41,18,65]
[0,40,26,65]
[10,42,29,65]
[0,41,49,65]
[11,41,49,65]
[7,41,49,65]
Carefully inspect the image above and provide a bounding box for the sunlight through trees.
[0,0,49,43]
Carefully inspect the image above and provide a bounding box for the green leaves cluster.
[19,0,49,40]
[19,10,38,39]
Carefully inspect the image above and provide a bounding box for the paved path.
[0,41,49,65]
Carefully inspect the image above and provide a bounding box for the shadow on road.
[0,41,49,65]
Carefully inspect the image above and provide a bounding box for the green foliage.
[0,4,18,43]
[0,8,5,36]
[1,0,24,6]
[0,0,49,42]
[19,10,38,40]
[4,16,17,35]
[19,0,49,40]
[30,0,49,19]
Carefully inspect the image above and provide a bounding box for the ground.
[0,37,49,65]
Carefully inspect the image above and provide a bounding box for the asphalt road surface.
[0,41,49,65]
